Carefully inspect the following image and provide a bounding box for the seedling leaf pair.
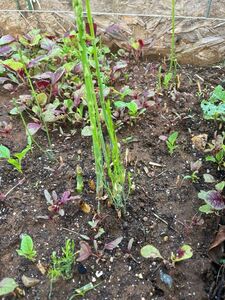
[140,244,193,263]
[16,234,36,261]
[0,278,18,296]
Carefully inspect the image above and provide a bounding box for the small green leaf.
[0,278,18,296]
[114,101,127,109]
[215,181,225,192]
[36,93,47,106]
[127,101,138,115]
[0,145,11,159]
[81,126,92,137]
[3,59,24,71]
[7,158,22,173]
[168,131,179,144]
[203,174,216,183]
[140,245,163,259]
[14,144,31,162]
[17,234,36,261]
[171,245,193,263]
[21,234,34,253]
[199,204,214,214]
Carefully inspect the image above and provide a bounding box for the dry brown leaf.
[36,261,47,275]
[88,179,96,191]
[191,134,208,151]
[80,201,91,214]
[208,225,225,264]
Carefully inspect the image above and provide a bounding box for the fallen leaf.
[140,245,163,259]
[88,179,96,191]
[209,225,225,264]
[104,237,123,251]
[77,241,92,262]
[36,261,47,275]
[80,202,91,214]
[191,134,208,151]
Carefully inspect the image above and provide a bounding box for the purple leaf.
[104,236,123,251]
[59,191,71,204]
[0,77,9,84]
[51,67,65,85]
[0,35,15,46]
[44,189,52,204]
[40,38,56,51]
[27,55,47,68]
[198,190,225,210]
[0,45,13,56]
[159,135,168,141]
[35,80,50,90]
[77,241,92,262]
[3,83,14,91]
[127,238,134,252]
[27,123,41,135]
[52,191,58,202]
[113,61,128,73]
[32,72,53,80]
[0,193,6,201]
[73,63,82,74]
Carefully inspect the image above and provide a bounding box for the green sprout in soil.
[18,49,52,148]
[205,132,225,169]
[141,244,193,266]
[0,138,31,173]
[73,0,128,214]
[201,85,225,122]
[48,239,76,282]
[16,234,37,261]
[166,131,179,155]
[183,160,202,183]
[198,181,225,214]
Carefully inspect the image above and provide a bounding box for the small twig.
[152,212,178,233]
[149,161,163,167]
[62,227,81,236]
[4,177,25,198]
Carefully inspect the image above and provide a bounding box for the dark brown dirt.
[0,60,224,300]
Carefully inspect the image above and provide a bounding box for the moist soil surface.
[0,59,224,300]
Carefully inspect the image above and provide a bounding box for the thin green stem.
[13,99,45,153]
[18,49,52,148]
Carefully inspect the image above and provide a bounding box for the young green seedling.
[48,239,76,281]
[16,234,37,261]
[0,138,31,173]
[183,160,202,183]
[140,244,193,266]
[198,181,225,214]
[166,131,179,155]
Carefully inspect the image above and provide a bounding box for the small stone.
[96,271,103,278]
[22,275,40,288]
[143,217,148,222]
[163,236,169,242]
[136,273,143,279]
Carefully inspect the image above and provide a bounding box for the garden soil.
[0,58,224,299]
